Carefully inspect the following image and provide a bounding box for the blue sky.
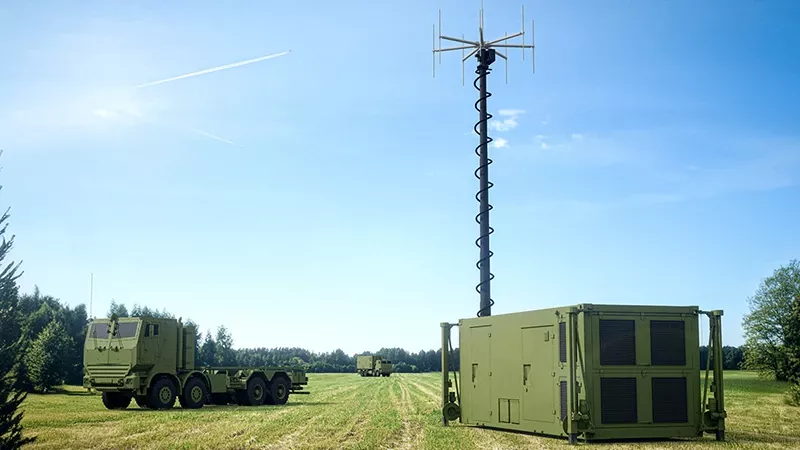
[1,0,798,354]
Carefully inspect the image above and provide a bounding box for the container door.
[522,325,555,422]
[469,325,492,423]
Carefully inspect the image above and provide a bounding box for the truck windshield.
[115,322,138,338]
[88,322,138,339]
[89,323,109,339]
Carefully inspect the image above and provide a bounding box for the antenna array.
[433,3,535,83]
[432,2,535,318]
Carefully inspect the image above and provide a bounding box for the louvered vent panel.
[559,322,567,363]
[560,381,567,420]
[599,320,636,365]
[650,320,686,366]
[652,377,688,423]
[600,377,638,424]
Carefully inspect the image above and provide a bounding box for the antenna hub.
[477,48,496,67]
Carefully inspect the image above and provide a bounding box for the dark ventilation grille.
[600,378,638,424]
[650,320,686,366]
[559,322,567,363]
[652,377,688,423]
[560,381,567,420]
[599,320,636,365]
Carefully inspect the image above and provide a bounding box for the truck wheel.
[179,377,207,409]
[102,392,131,409]
[268,375,291,406]
[244,377,267,406]
[148,377,177,409]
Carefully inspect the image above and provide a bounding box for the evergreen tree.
[215,326,236,366]
[198,331,217,367]
[106,300,128,318]
[0,159,34,447]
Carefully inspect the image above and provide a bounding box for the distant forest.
[104,300,459,374]
[5,290,747,393]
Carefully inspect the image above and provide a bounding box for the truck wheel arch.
[247,371,270,387]
[147,373,181,393]
[178,371,212,392]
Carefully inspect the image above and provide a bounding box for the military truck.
[356,355,392,377]
[83,315,309,410]
[374,358,393,377]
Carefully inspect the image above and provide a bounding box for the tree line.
[108,300,462,373]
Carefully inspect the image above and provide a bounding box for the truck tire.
[102,392,131,409]
[242,377,267,406]
[268,375,291,406]
[179,377,207,409]
[148,377,177,409]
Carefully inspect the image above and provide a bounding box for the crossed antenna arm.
[432,4,535,82]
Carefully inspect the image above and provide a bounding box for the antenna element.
[432,3,535,318]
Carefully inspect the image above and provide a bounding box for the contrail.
[93,108,243,147]
[186,127,242,147]
[135,50,291,89]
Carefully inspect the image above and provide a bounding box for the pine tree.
[215,326,236,366]
[0,152,35,447]
[198,332,217,367]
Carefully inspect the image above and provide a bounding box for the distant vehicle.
[356,355,393,377]
[83,316,309,409]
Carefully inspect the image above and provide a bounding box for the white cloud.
[490,116,519,132]
[490,109,524,132]
[571,133,584,140]
[535,134,547,140]
[492,137,509,149]
[540,142,549,150]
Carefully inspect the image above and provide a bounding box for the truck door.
[141,322,161,366]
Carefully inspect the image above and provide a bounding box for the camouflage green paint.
[356,355,392,377]
[441,304,727,444]
[83,316,308,410]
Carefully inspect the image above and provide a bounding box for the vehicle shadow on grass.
[728,431,800,445]
[50,388,96,397]
[489,427,800,447]
[475,427,724,446]
[125,401,336,412]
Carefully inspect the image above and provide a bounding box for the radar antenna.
[433,2,535,317]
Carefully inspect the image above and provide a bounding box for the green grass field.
[18,371,800,449]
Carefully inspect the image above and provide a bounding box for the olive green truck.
[356,355,392,377]
[83,316,309,410]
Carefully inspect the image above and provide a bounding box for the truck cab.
[83,316,146,392]
[375,359,393,377]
